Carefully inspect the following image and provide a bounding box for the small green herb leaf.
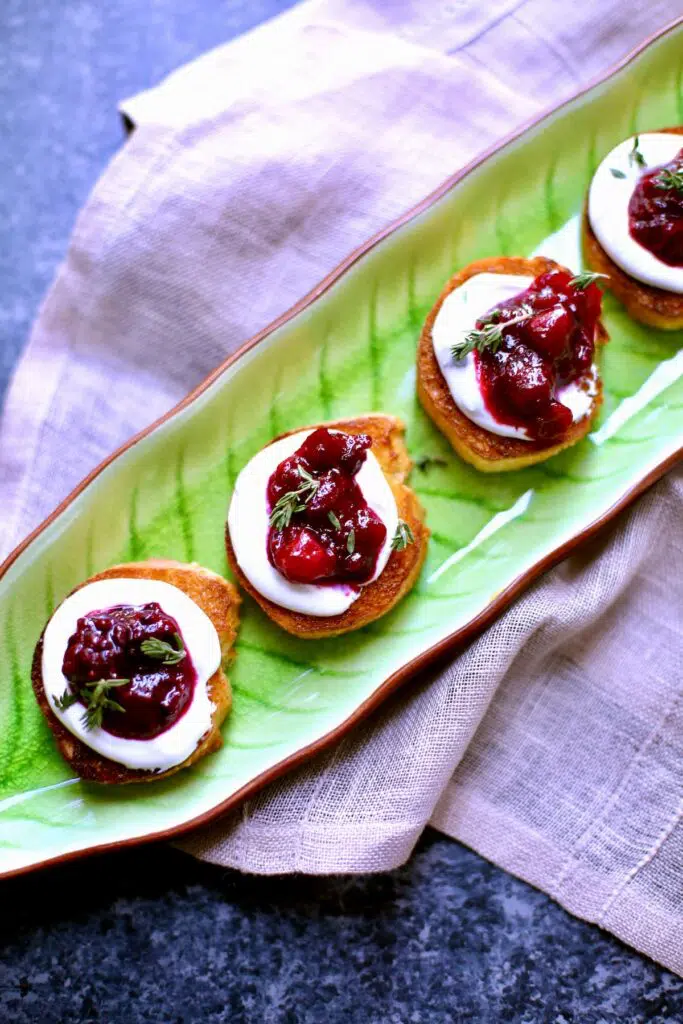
[54,687,79,712]
[654,167,683,194]
[346,529,355,554]
[450,303,536,364]
[610,167,627,179]
[451,304,535,362]
[296,465,319,489]
[269,466,320,530]
[328,511,341,531]
[392,520,415,551]
[478,307,502,325]
[140,632,186,665]
[569,270,609,290]
[82,679,129,730]
[56,678,130,730]
[55,678,129,731]
[629,135,646,169]
[452,323,505,361]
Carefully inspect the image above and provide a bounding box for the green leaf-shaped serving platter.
[1,21,682,879]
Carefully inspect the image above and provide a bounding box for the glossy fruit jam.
[61,602,196,739]
[629,147,683,266]
[475,269,601,441]
[267,428,387,586]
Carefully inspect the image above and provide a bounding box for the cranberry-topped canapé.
[267,428,387,585]
[36,567,236,781]
[471,269,602,442]
[420,256,606,472]
[628,148,683,267]
[227,416,425,629]
[60,601,196,739]
[585,131,683,327]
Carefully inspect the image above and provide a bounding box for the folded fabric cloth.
[1,0,681,975]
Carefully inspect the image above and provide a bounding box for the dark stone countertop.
[1,2,682,1021]
[2,835,682,1023]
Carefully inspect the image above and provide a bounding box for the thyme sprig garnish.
[629,135,646,169]
[81,680,128,730]
[140,632,186,665]
[54,688,80,712]
[55,678,129,731]
[451,303,534,361]
[328,511,341,530]
[569,270,609,290]
[392,520,415,551]
[478,307,503,325]
[609,138,645,179]
[346,529,356,554]
[654,167,683,194]
[269,465,320,530]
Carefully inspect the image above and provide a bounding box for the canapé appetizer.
[32,560,239,783]
[226,415,428,638]
[417,256,606,472]
[584,128,683,328]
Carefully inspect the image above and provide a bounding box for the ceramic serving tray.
[2,20,682,880]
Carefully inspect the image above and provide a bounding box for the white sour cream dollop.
[588,132,683,293]
[431,272,598,442]
[228,430,398,617]
[42,578,221,772]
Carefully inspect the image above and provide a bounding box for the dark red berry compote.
[628,148,683,266]
[61,602,196,739]
[266,428,387,586]
[474,269,602,442]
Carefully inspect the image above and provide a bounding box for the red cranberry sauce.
[267,428,387,586]
[628,147,683,266]
[61,602,196,740]
[475,269,601,442]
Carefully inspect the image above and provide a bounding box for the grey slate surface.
[1,2,682,1021]
[2,836,683,1023]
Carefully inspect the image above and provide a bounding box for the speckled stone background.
[1,3,683,1022]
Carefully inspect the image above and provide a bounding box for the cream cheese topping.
[588,132,683,293]
[227,430,399,617]
[431,272,597,442]
[42,578,221,772]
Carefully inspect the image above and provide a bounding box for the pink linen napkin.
[1,0,681,974]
